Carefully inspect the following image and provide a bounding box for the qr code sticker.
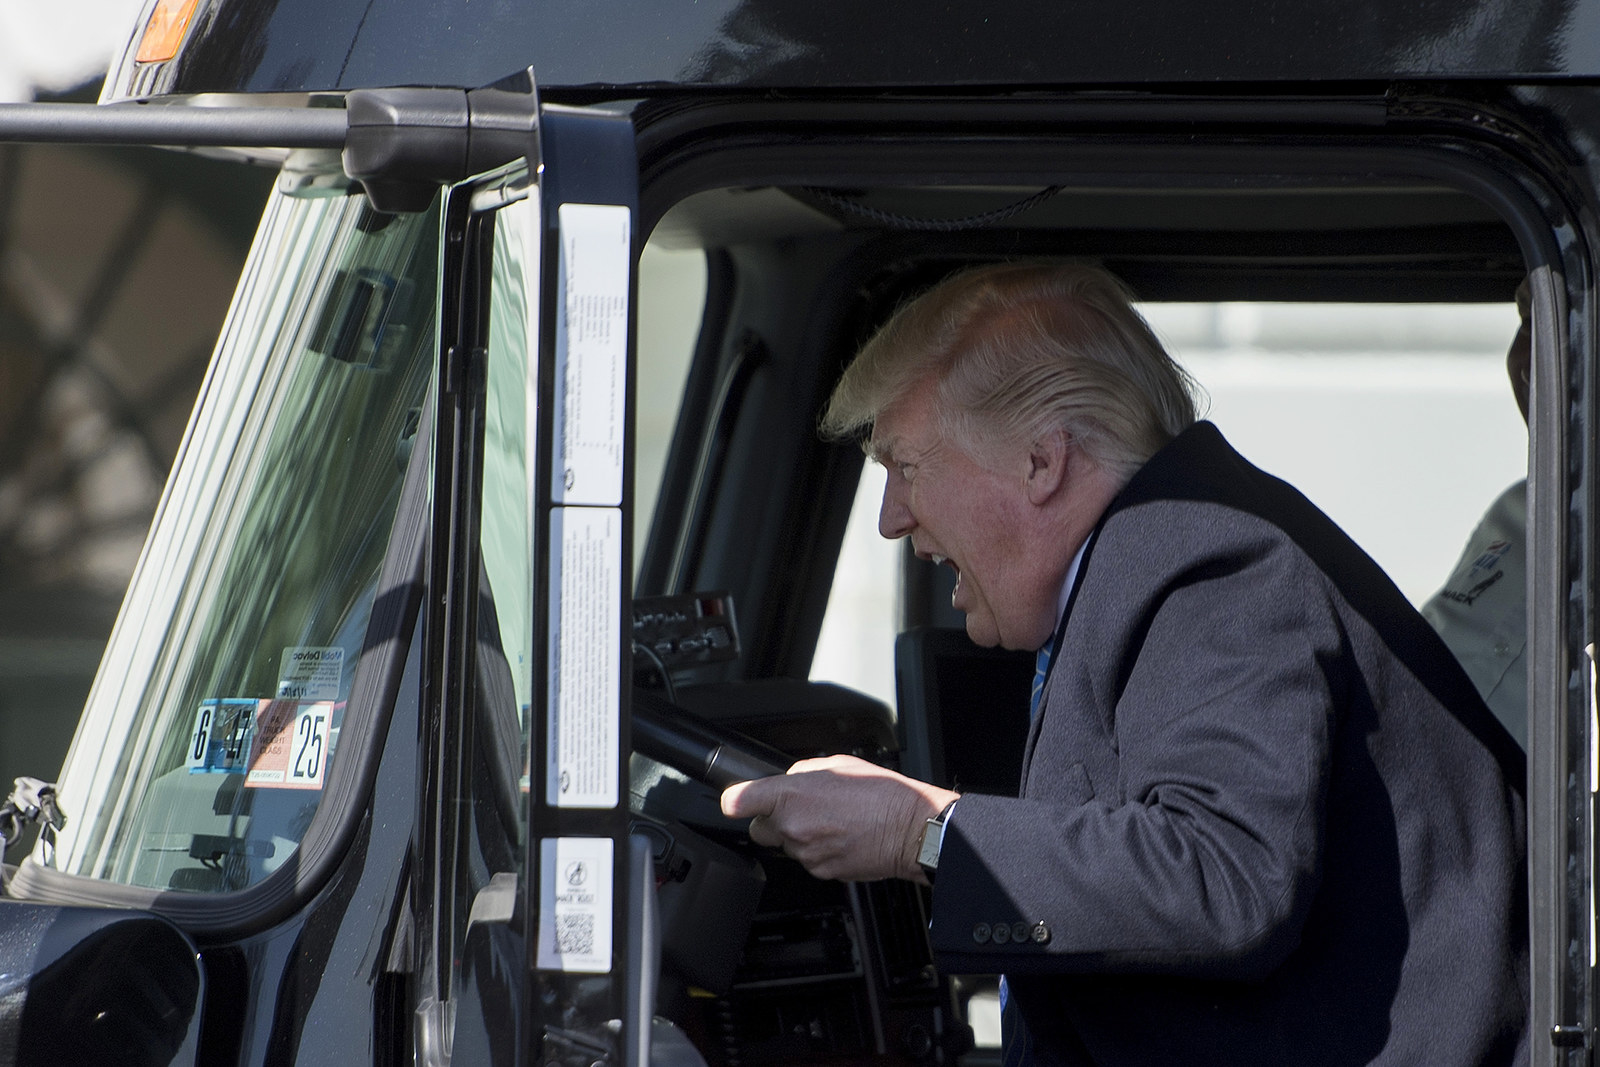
[538,838,612,973]
[557,914,595,955]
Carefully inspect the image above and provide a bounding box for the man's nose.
[878,479,913,539]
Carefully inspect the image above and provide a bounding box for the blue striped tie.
[1029,637,1055,719]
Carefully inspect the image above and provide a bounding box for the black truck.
[0,0,1587,1064]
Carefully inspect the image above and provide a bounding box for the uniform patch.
[1470,539,1513,573]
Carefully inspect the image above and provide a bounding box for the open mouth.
[928,554,964,607]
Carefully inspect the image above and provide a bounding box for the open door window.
[416,97,651,1067]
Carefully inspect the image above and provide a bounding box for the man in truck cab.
[723,263,1529,1065]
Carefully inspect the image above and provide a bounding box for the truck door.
[415,98,648,1067]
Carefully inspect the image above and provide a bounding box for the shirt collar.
[1050,538,1090,647]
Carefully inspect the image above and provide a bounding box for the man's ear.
[1025,428,1070,505]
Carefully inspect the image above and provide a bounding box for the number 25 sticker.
[244,700,335,790]
[289,706,329,785]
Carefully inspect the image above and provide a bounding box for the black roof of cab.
[106,0,1596,101]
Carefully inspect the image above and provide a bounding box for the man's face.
[871,378,1056,650]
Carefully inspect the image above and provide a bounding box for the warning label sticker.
[552,202,630,507]
[546,507,621,809]
[536,837,614,974]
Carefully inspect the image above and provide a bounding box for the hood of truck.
[103,0,1600,103]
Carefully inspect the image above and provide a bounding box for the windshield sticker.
[552,202,630,507]
[246,700,334,789]
[546,506,622,809]
[277,645,344,700]
[187,698,258,774]
[187,698,337,789]
[536,837,614,974]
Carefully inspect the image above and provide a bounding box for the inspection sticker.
[552,202,630,507]
[536,837,614,974]
[546,506,622,809]
[244,700,335,790]
[187,698,258,774]
[277,646,344,700]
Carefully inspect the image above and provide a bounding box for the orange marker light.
[135,0,203,63]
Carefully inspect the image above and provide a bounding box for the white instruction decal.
[546,506,622,809]
[552,202,630,507]
[536,837,614,973]
[277,646,344,701]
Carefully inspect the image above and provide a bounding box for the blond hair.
[822,263,1198,479]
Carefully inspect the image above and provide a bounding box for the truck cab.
[0,1,1591,1064]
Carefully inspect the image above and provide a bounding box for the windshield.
[36,186,438,893]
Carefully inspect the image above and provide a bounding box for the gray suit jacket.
[929,422,1527,1066]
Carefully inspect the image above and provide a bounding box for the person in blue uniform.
[1423,279,1531,749]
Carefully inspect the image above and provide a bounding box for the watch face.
[918,818,943,869]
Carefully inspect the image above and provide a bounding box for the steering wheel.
[631,688,791,789]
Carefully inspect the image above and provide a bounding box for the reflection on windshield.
[40,189,438,893]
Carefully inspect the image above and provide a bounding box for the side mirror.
[0,901,202,1066]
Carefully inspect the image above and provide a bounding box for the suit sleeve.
[929,518,1343,981]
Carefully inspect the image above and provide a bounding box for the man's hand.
[720,755,959,883]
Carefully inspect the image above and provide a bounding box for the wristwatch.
[917,799,959,882]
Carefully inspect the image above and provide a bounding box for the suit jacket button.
[1031,922,1051,945]
[1011,922,1030,943]
[972,922,992,944]
[992,923,1011,945]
